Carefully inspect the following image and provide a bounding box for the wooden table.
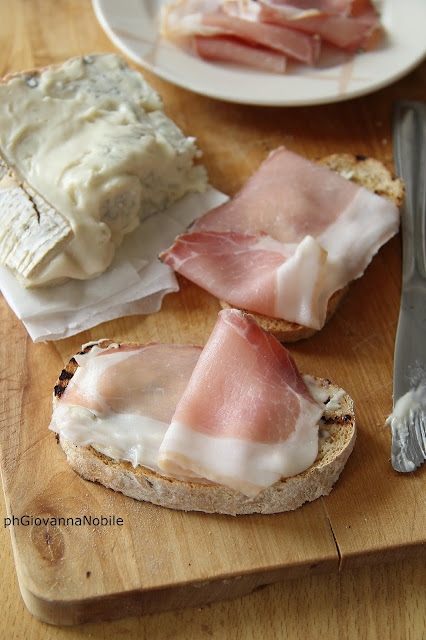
[0,0,425,637]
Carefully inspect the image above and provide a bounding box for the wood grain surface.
[0,0,425,637]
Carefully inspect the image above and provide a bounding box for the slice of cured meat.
[50,342,202,471]
[194,35,288,73]
[162,0,321,65]
[202,8,321,63]
[161,147,400,330]
[158,308,323,496]
[161,231,329,329]
[258,0,381,51]
[256,0,370,17]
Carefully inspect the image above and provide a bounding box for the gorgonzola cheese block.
[0,54,207,287]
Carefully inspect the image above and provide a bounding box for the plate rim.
[92,0,426,106]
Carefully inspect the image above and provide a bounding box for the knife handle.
[392,100,426,286]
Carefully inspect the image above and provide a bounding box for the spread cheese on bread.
[160,147,404,341]
[49,309,356,515]
[0,54,207,287]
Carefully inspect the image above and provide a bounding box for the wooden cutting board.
[0,1,425,623]
[0,247,424,625]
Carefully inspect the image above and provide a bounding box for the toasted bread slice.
[52,341,356,516]
[220,153,404,342]
[317,153,404,207]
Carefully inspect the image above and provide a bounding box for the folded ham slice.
[160,147,400,330]
[158,309,323,496]
[161,231,329,329]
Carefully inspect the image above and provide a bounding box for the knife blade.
[390,100,426,472]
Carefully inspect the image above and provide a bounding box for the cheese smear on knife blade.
[0,54,207,287]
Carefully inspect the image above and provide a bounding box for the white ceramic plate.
[92,0,426,106]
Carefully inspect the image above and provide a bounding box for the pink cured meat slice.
[256,0,369,16]
[162,0,320,65]
[50,342,204,473]
[190,147,400,277]
[58,343,202,424]
[162,147,399,329]
[193,35,288,73]
[158,309,323,496]
[160,231,329,328]
[200,11,321,63]
[258,0,381,50]
[160,231,287,318]
[191,146,367,243]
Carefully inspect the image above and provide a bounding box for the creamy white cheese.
[304,375,346,413]
[386,385,426,472]
[0,54,207,286]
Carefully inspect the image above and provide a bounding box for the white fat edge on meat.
[257,1,322,19]
[157,376,342,497]
[273,235,329,330]
[157,417,320,498]
[161,0,262,38]
[223,0,261,21]
[161,0,222,37]
[49,347,345,496]
[50,402,170,472]
[272,187,399,331]
[316,187,400,296]
[76,340,121,361]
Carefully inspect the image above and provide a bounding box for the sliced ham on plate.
[194,35,288,73]
[258,0,381,51]
[161,0,382,73]
[203,2,321,65]
[158,309,323,496]
[161,0,321,68]
[160,147,400,330]
[199,8,321,64]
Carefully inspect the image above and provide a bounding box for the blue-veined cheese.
[0,54,207,286]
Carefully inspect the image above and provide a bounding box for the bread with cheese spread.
[220,153,405,342]
[0,54,207,287]
[52,341,356,516]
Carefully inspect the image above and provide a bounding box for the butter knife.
[390,100,426,472]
